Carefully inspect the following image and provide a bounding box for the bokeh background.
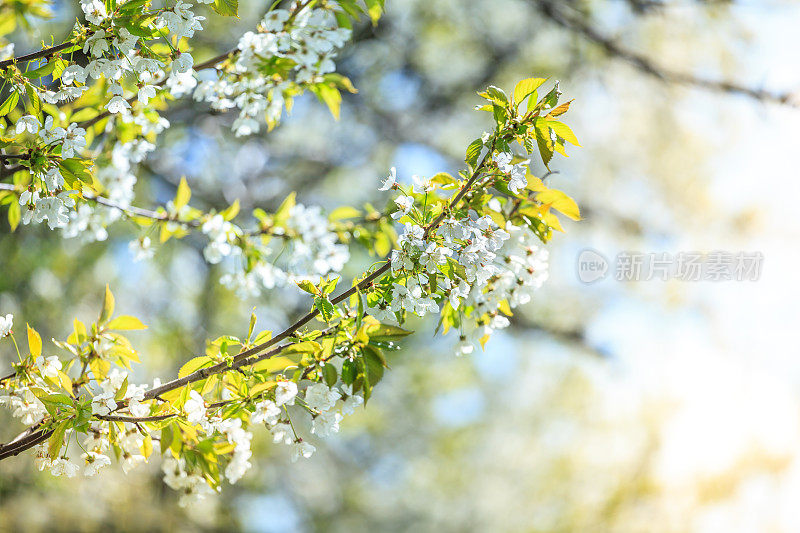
[2,0,800,531]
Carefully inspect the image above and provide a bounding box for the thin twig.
[534,0,798,106]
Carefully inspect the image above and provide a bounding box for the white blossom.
[82,451,111,476]
[137,84,157,105]
[106,95,131,114]
[184,390,207,424]
[341,385,364,415]
[275,381,298,406]
[311,410,343,437]
[412,174,434,194]
[0,314,12,337]
[129,236,154,262]
[379,167,397,191]
[271,422,294,444]
[121,452,146,474]
[291,440,316,462]
[50,457,80,478]
[392,195,413,220]
[15,115,39,135]
[91,391,116,416]
[39,356,62,379]
[80,0,107,25]
[251,399,281,425]
[172,52,194,74]
[304,383,340,413]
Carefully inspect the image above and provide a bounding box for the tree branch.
[533,0,798,106]
[0,139,496,461]
[0,426,53,461]
[0,41,76,70]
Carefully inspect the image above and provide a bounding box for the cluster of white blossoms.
[220,203,350,298]
[492,151,529,194]
[0,357,70,461]
[150,377,362,507]
[0,350,65,425]
[0,353,366,506]
[8,115,85,229]
[0,386,47,425]
[3,3,361,306]
[4,0,202,238]
[456,222,549,353]
[71,0,208,114]
[17,188,75,229]
[13,115,87,159]
[255,380,363,458]
[4,366,151,479]
[162,455,217,507]
[193,6,351,136]
[376,162,550,355]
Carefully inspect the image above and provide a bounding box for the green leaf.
[341,358,357,385]
[118,0,149,13]
[364,0,383,24]
[362,346,385,387]
[314,297,335,322]
[26,85,41,116]
[42,393,74,407]
[548,100,573,117]
[123,19,158,39]
[360,320,413,342]
[141,434,153,459]
[68,107,99,123]
[535,189,581,221]
[114,376,128,401]
[322,73,357,93]
[160,425,174,454]
[540,82,562,110]
[283,341,322,355]
[533,119,554,169]
[7,202,20,231]
[247,310,257,342]
[27,324,42,358]
[252,330,272,345]
[58,158,93,187]
[220,199,240,220]
[107,315,147,331]
[23,60,56,80]
[546,120,580,146]
[493,104,508,126]
[513,77,547,108]
[322,364,337,387]
[174,177,191,210]
[0,92,19,117]
[48,420,70,458]
[479,85,508,106]
[179,356,214,378]
[213,0,238,16]
[249,380,276,397]
[99,285,115,324]
[273,192,295,226]
[313,83,342,120]
[465,138,483,167]
[296,280,317,295]
[356,289,364,333]
[320,277,339,296]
